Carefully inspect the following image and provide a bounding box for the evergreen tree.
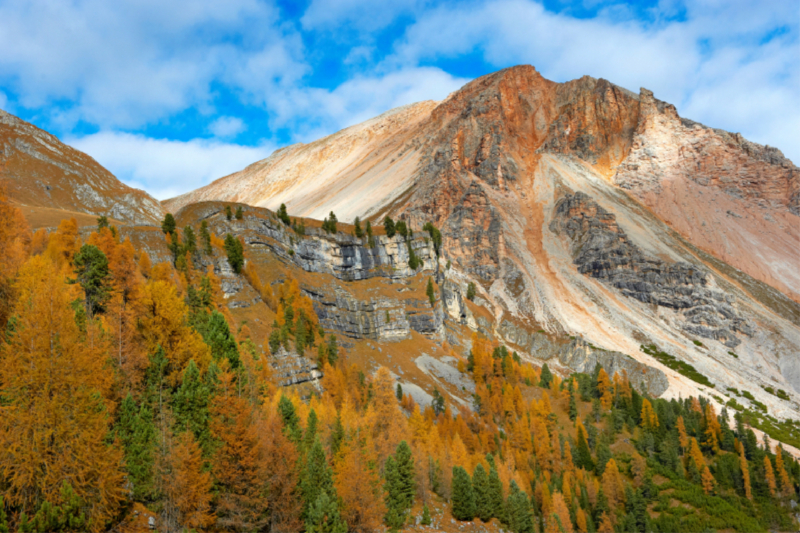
[330,413,345,456]
[385,441,416,528]
[173,360,212,454]
[432,388,446,415]
[235,206,244,220]
[225,205,233,220]
[472,463,491,522]
[422,222,442,255]
[466,282,476,301]
[540,363,553,388]
[71,244,111,317]
[224,233,244,273]
[384,216,396,238]
[306,492,347,533]
[569,381,578,421]
[426,278,436,306]
[96,215,109,230]
[354,217,363,238]
[277,203,291,225]
[421,504,431,526]
[200,220,212,254]
[396,383,403,401]
[161,213,176,234]
[451,466,476,521]
[118,394,156,501]
[595,440,612,475]
[365,220,374,247]
[304,409,319,452]
[395,220,408,238]
[506,481,533,533]
[182,225,196,254]
[278,395,302,443]
[193,310,241,368]
[302,439,335,520]
[29,482,88,532]
[487,465,505,523]
[327,335,339,365]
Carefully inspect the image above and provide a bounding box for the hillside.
[166,66,800,424]
[0,108,164,227]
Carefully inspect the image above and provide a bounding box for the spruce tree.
[302,439,335,520]
[366,220,374,247]
[426,278,436,306]
[354,217,363,238]
[173,360,212,454]
[384,216,396,238]
[306,492,347,533]
[29,482,87,532]
[452,466,476,521]
[225,205,233,220]
[506,481,533,533]
[278,203,291,225]
[421,504,431,526]
[71,244,111,318]
[327,335,339,365]
[224,233,244,273]
[193,310,241,368]
[487,465,505,522]
[385,441,416,528]
[396,383,403,401]
[235,206,243,220]
[162,213,176,234]
[183,225,196,254]
[200,220,212,254]
[304,409,319,452]
[472,463,491,522]
[118,394,156,501]
[278,395,302,443]
[540,363,553,388]
[595,440,612,475]
[569,381,578,421]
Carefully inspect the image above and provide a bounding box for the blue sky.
[0,0,797,200]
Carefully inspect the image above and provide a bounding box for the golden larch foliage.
[548,492,573,533]
[775,447,795,497]
[335,436,386,533]
[688,437,705,472]
[0,255,125,529]
[639,398,659,430]
[701,465,715,494]
[165,432,214,531]
[601,459,625,511]
[597,368,612,409]
[676,416,689,452]
[576,507,588,533]
[764,456,777,497]
[597,513,614,533]
[739,446,752,500]
[0,184,29,329]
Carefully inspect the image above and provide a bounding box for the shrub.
[641,344,713,388]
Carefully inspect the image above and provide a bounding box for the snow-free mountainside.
[1,65,800,533]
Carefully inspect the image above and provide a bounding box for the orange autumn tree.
[334,434,386,532]
[0,255,125,529]
[165,431,214,531]
[597,368,613,409]
[0,184,29,329]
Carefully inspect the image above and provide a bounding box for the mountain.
[167,65,800,420]
[0,108,164,227]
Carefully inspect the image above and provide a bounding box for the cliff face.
[169,65,800,421]
[0,109,164,227]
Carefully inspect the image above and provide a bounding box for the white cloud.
[0,0,300,129]
[301,0,424,31]
[208,116,246,138]
[67,132,275,200]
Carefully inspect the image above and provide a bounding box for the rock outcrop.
[550,191,754,347]
[0,109,164,226]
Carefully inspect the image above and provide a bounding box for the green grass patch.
[692,339,704,347]
[641,344,714,388]
[728,351,739,358]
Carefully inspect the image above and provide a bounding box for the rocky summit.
[165,65,800,425]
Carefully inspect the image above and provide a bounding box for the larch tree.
[335,436,385,533]
[0,184,29,330]
[165,431,214,532]
[764,456,777,497]
[739,446,752,500]
[676,416,689,452]
[597,368,613,410]
[701,465,715,495]
[0,255,125,529]
[549,492,573,533]
[776,447,794,497]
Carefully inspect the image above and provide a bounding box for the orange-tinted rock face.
[613,89,800,300]
[0,109,164,227]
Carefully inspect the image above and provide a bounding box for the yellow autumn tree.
[165,431,214,531]
[335,435,386,533]
[597,368,613,409]
[702,403,721,453]
[0,184,29,329]
[676,416,689,452]
[640,398,659,430]
[739,446,752,500]
[0,255,125,529]
[547,492,573,533]
[775,447,794,497]
[701,465,715,494]
[764,456,777,497]
[601,459,625,511]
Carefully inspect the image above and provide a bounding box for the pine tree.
[568,381,578,421]
[224,233,244,273]
[307,492,347,533]
[302,439,335,520]
[72,244,112,318]
[507,481,533,533]
[327,334,339,365]
[472,463,491,521]
[278,203,291,225]
[354,217,363,238]
[597,368,612,409]
[776,446,795,497]
[182,225,196,254]
[235,206,244,220]
[487,465,505,522]
[278,395,302,443]
[421,504,431,526]
[540,363,553,388]
[29,481,88,532]
[193,310,241,368]
[162,213,176,234]
[200,220,212,254]
[384,217,396,238]
[118,393,156,501]
[466,282,476,301]
[173,360,212,454]
[384,441,416,528]
[451,466,476,521]
[427,277,436,306]
[396,383,403,401]
[574,418,595,471]
[225,205,233,220]
[304,409,319,452]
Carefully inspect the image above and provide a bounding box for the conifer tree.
[200,220,212,254]
[162,213,176,234]
[396,383,403,401]
[540,363,553,388]
[330,413,345,456]
[427,277,436,306]
[487,464,505,522]
[739,445,752,500]
[421,504,431,526]
[28,481,88,532]
[776,446,795,497]
[173,360,212,454]
[278,395,303,443]
[225,205,233,220]
[72,244,112,318]
[507,481,533,533]
[278,203,291,225]
[118,393,157,501]
[307,492,347,533]
[451,466,476,521]
[365,220,374,246]
[193,310,241,368]
[302,439,335,520]
[354,216,363,238]
[235,206,244,220]
[765,455,777,497]
[701,465,715,494]
[568,381,578,421]
[304,409,319,452]
[384,217,396,238]
[224,233,244,273]
[574,417,595,471]
[182,225,196,254]
[166,431,214,531]
[384,441,416,528]
[472,463,491,522]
